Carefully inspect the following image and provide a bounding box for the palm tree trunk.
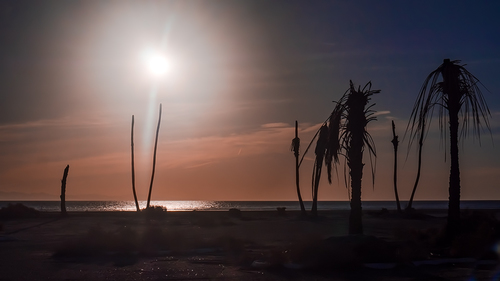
[407,127,424,211]
[391,121,401,213]
[447,103,461,237]
[311,160,322,217]
[443,59,462,237]
[348,131,364,235]
[311,125,328,217]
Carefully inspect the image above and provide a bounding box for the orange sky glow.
[1,1,499,201]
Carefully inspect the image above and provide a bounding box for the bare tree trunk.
[131,115,140,212]
[293,121,307,216]
[146,104,162,209]
[348,132,364,235]
[311,160,322,217]
[347,92,366,235]
[447,102,461,237]
[60,165,69,216]
[311,125,328,217]
[407,122,424,211]
[443,59,462,238]
[391,121,401,213]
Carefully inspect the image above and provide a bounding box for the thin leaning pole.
[146,104,162,209]
[131,115,140,212]
[292,121,306,216]
[60,165,69,216]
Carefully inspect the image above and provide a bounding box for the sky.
[0,0,499,201]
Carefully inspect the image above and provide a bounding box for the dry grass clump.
[393,210,500,260]
[228,208,242,218]
[262,234,397,270]
[190,212,236,228]
[142,205,167,217]
[0,203,39,219]
[53,223,251,260]
[393,226,441,260]
[450,210,500,258]
[277,207,287,216]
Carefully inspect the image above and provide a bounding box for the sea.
[0,200,499,213]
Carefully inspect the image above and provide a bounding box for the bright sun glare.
[143,50,171,77]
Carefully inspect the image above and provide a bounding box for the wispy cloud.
[261,122,290,128]
[372,110,391,117]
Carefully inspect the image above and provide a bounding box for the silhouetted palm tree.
[407,59,491,236]
[332,81,378,234]
[302,81,377,228]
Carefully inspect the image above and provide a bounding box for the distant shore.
[2,200,500,212]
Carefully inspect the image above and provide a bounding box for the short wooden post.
[391,121,401,213]
[60,165,69,216]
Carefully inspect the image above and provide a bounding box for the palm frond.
[331,81,378,188]
[406,60,491,152]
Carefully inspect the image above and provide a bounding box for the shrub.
[0,203,39,219]
[228,208,241,218]
[277,207,286,216]
[142,205,167,218]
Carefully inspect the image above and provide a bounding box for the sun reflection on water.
[98,201,221,212]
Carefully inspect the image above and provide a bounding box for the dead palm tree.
[311,124,329,217]
[407,59,491,236]
[298,117,331,217]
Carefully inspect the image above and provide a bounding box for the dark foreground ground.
[1,209,499,280]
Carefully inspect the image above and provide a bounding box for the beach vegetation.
[228,208,242,218]
[0,203,40,219]
[277,207,287,216]
[142,205,167,217]
[53,223,251,262]
[406,59,491,237]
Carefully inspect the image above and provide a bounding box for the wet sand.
[1,209,499,280]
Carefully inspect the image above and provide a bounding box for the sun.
[142,49,171,77]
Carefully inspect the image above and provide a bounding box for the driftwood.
[60,165,69,216]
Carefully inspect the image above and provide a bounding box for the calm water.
[0,200,499,212]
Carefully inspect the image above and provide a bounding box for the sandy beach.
[1,209,499,280]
